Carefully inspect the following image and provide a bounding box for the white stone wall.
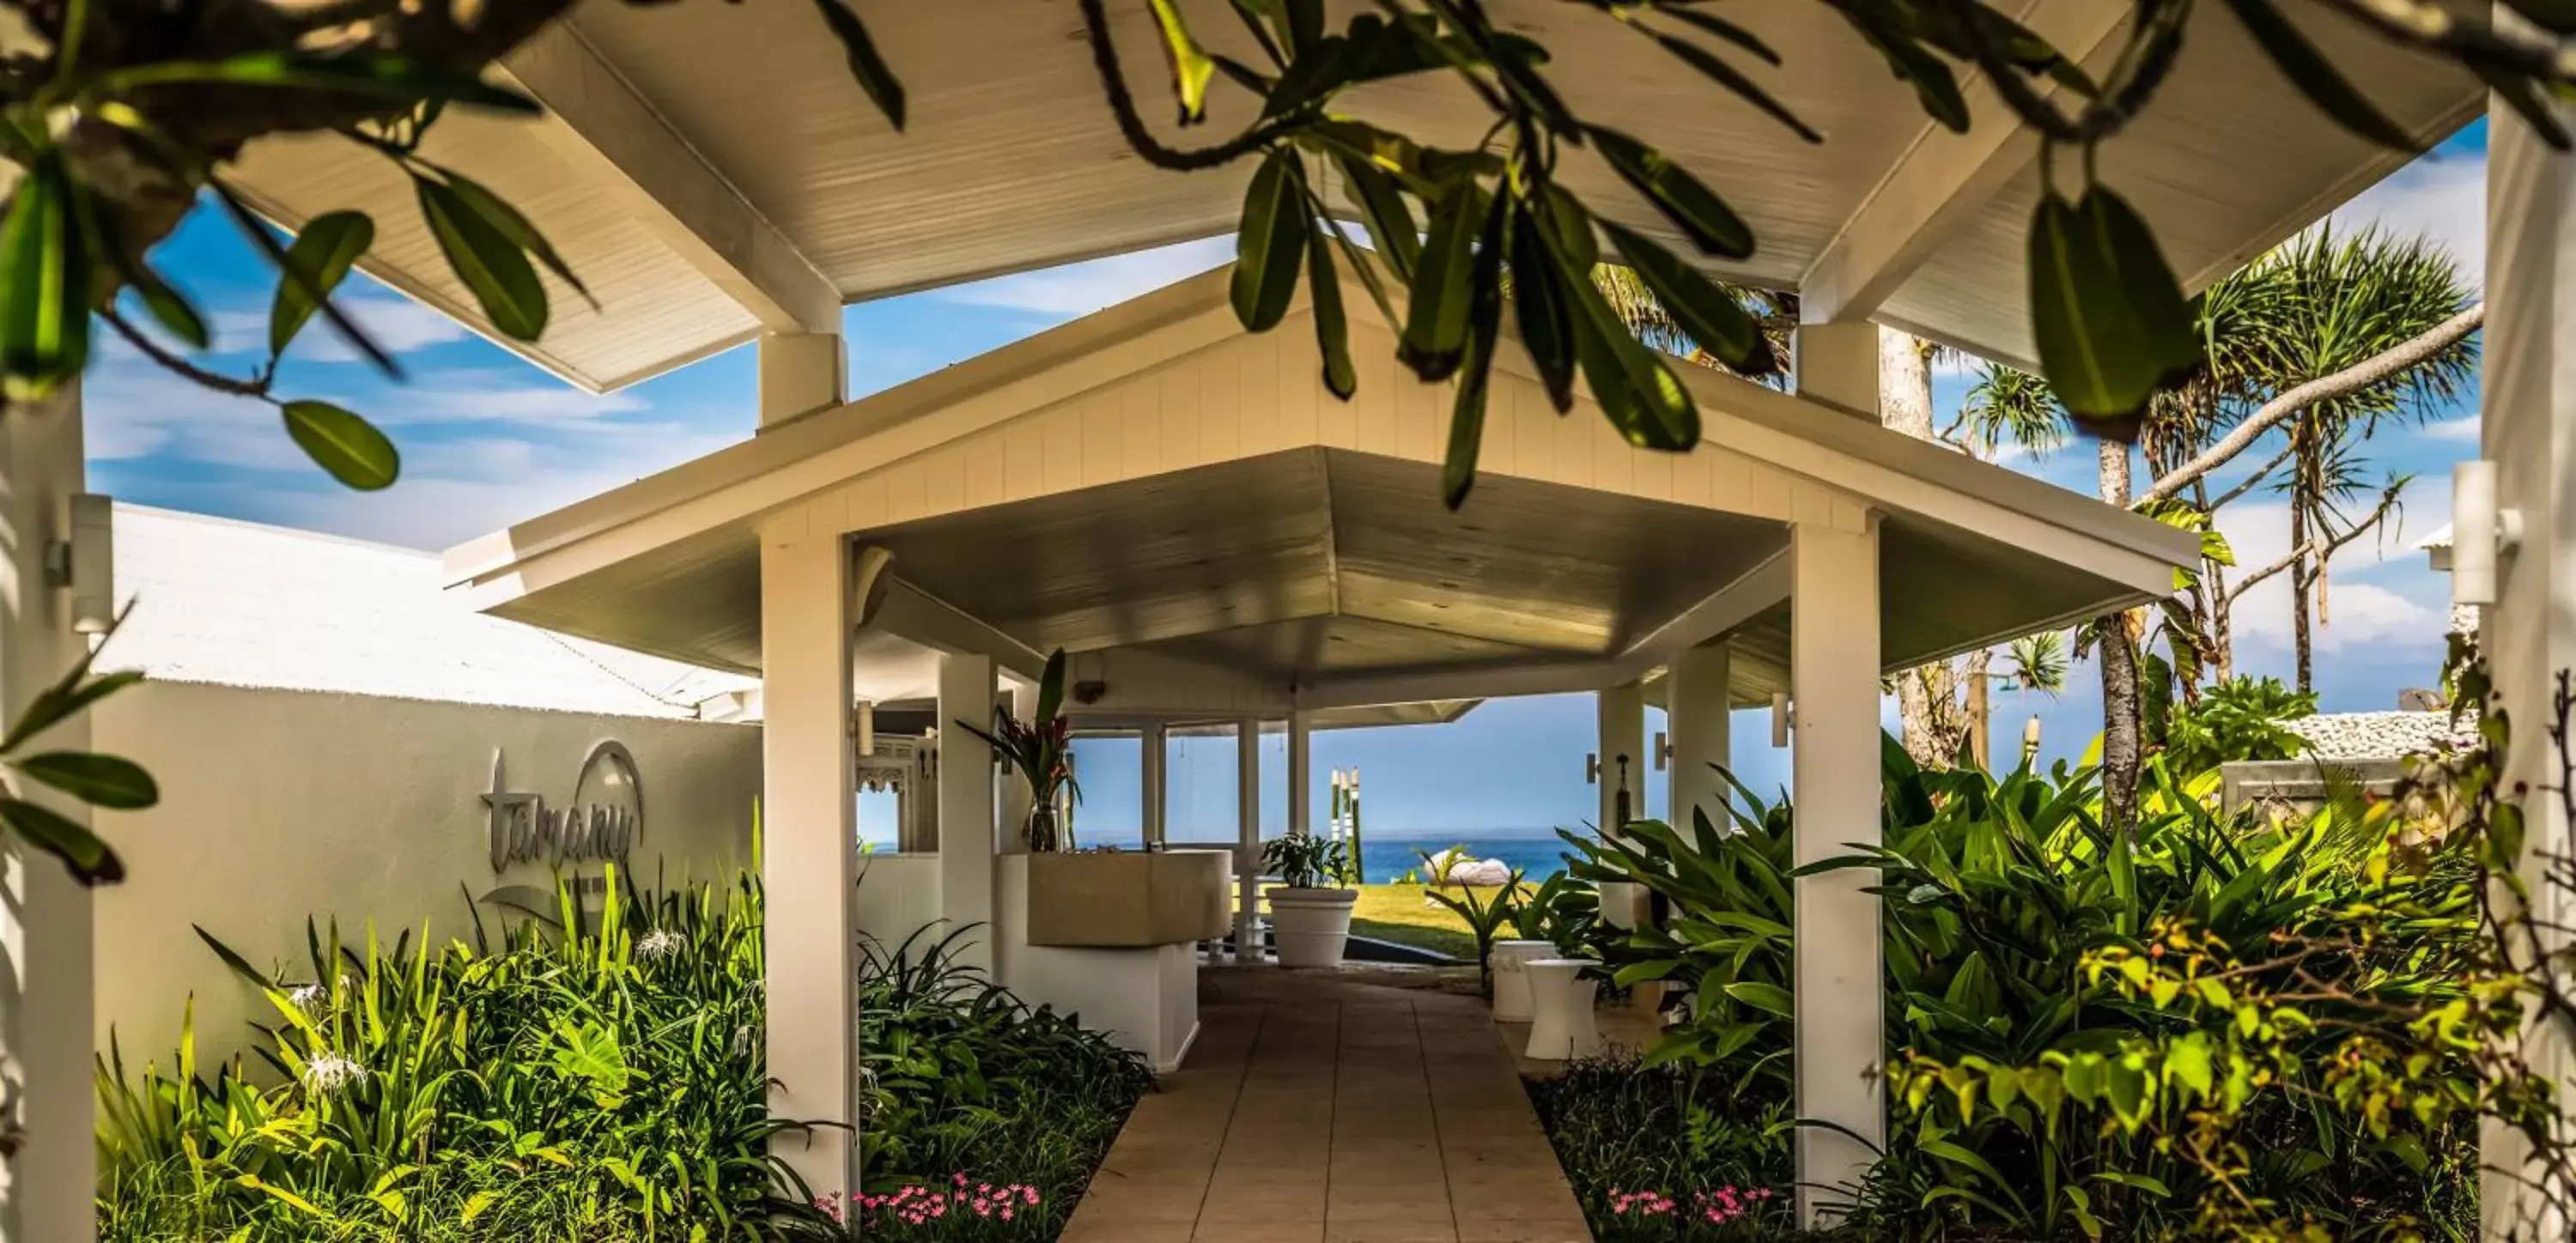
[88,680,762,1065]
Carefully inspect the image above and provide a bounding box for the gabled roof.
[112,505,752,719]
[221,2,2476,391]
[445,266,2198,711]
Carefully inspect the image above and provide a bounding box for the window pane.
[1067,733,1144,849]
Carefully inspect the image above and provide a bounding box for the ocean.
[1356,832,1588,884]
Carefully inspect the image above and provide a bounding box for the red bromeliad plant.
[954,649,1078,852]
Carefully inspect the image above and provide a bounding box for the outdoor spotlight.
[49,493,114,635]
[1770,692,1790,748]
[2450,460,2520,608]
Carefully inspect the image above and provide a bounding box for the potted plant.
[955,649,1078,852]
[1261,834,1356,967]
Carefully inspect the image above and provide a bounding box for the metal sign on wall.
[481,741,646,873]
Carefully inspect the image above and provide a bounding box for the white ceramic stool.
[1487,939,1556,1022]
[1522,958,1602,1061]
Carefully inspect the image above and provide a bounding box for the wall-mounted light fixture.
[1584,752,1601,785]
[2451,460,2521,608]
[1770,692,1790,749]
[855,700,877,756]
[46,493,113,635]
[1652,731,1670,771]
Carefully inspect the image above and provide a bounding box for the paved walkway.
[1060,971,1594,1243]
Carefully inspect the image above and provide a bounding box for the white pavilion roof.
[219,0,2480,392]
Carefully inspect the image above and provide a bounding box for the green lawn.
[1346,882,1528,960]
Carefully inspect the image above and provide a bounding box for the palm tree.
[1591,265,1797,387]
[2221,227,2475,691]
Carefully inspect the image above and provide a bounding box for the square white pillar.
[1789,517,1884,1225]
[1235,719,1261,962]
[2481,70,2576,1234]
[0,385,92,1242]
[757,518,859,1206]
[758,330,845,428]
[1595,683,1645,834]
[939,653,997,971]
[1790,321,1881,422]
[1668,642,1735,834]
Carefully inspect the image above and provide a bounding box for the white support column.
[0,385,91,1243]
[1668,642,1735,834]
[1595,683,1645,834]
[1789,518,1884,1227]
[1789,321,1882,422]
[1288,710,1314,837]
[1141,723,1167,849]
[2482,68,2576,1236]
[939,653,997,971]
[1235,719,1262,962]
[757,517,859,1208]
[758,330,845,429]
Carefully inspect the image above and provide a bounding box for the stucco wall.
[88,681,762,1065]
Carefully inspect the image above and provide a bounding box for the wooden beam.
[1620,551,1790,664]
[497,21,841,335]
[870,577,1049,683]
[1797,0,2132,324]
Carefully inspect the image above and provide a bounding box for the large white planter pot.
[1488,939,1556,1022]
[1267,886,1358,967]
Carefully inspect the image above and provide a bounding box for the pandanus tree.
[1955,223,2477,832]
[0,0,2555,883]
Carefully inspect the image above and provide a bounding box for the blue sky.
[94,123,2491,838]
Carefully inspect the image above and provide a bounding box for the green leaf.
[416,175,547,341]
[211,179,399,379]
[2224,0,2415,149]
[436,172,593,310]
[1443,193,1510,509]
[1399,179,1485,382]
[101,52,539,113]
[1509,206,1577,413]
[192,925,276,990]
[0,797,121,885]
[270,211,374,358]
[2026,186,2198,437]
[1306,228,1356,400]
[1557,256,1698,450]
[1232,151,1308,333]
[1334,154,1421,282]
[1148,0,1219,124]
[0,153,91,403]
[1587,126,1753,260]
[811,0,907,130]
[282,400,402,491]
[1600,220,1774,375]
[17,752,157,809]
[2,662,139,757]
[1722,979,1794,1017]
[1648,33,1819,143]
[1844,22,1971,131]
[114,252,209,352]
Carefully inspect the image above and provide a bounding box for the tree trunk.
[1964,648,1993,770]
[2096,439,2142,839]
[1880,329,1956,767]
[2290,499,2315,694]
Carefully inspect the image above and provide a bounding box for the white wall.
[88,681,762,1065]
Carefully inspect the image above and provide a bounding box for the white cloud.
[2217,500,2447,653]
[2328,151,2484,290]
[2424,414,2481,441]
[933,237,1234,317]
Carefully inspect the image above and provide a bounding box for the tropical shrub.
[2160,675,2318,773]
[97,873,1153,1241]
[849,926,1153,1237]
[1528,1054,1793,1241]
[1564,741,2483,1241]
[96,870,828,1240]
